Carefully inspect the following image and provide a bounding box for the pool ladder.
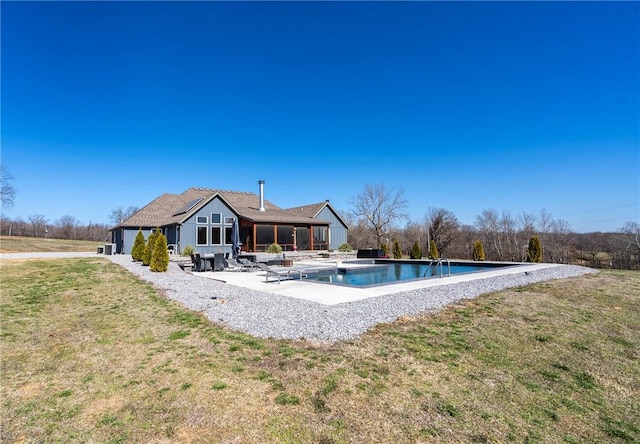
[423,258,451,278]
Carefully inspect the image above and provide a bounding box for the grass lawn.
[1,258,638,443]
[0,236,104,253]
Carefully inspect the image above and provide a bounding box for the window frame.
[196,226,208,246]
[211,226,222,245]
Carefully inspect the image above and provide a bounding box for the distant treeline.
[343,208,639,271]
[1,215,110,242]
[2,211,638,270]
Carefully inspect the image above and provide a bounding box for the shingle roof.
[285,200,349,229]
[112,187,330,229]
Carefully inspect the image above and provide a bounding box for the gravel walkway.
[2,252,597,342]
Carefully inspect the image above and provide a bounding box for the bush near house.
[181,245,194,257]
[142,229,158,266]
[410,240,422,259]
[150,232,170,272]
[131,229,145,261]
[267,243,283,254]
[338,243,353,252]
[473,240,486,261]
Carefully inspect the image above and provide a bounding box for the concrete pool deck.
[194,259,562,306]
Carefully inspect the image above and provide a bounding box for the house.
[109,181,349,255]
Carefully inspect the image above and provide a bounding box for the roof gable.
[113,187,331,229]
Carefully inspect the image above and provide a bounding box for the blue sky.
[2,1,638,232]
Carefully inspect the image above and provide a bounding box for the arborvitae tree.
[142,229,158,266]
[131,228,145,261]
[429,240,439,259]
[151,232,170,272]
[473,240,486,261]
[410,240,422,259]
[392,240,403,259]
[380,242,389,257]
[527,236,543,263]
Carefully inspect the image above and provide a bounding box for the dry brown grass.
[1,258,638,443]
[0,236,103,253]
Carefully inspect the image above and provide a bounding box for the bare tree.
[350,184,408,247]
[499,210,519,261]
[475,208,503,260]
[616,221,640,270]
[425,208,460,257]
[547,219,574,263]
[28,214,48,237]
[55,215,78,239]
[1,165,16,210]
[109,206,139,226]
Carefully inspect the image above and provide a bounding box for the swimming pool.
[306,260,515,288]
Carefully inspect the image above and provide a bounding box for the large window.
[277,225,294,250]
[256,225,275,250]
[225,227,233,244]
[197,226,208,245]
[211,226,221,245]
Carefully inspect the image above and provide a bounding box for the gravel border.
[103,254,597,342]
[1,252,598,342]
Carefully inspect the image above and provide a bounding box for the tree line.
[344,184,639,270]
[0,207,138,242]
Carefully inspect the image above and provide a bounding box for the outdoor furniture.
[257,263,307,284]
[225,257,251,271]
[191,253,209,272]
[200,253,225,271]
[238,258,259,270]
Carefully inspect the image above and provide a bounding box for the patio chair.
[238,257,259,270]
[225,257,248,271]
[257,262,291,283]
[257,262,307,283]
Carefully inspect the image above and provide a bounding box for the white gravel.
[1,252,597,342]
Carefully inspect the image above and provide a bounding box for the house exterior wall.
[117,227,154,255]
[180,197,237,255]
[315,206,348,249]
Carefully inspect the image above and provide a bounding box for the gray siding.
[315,206,348,250]
[180,197,237,256]
[120,228,153,255]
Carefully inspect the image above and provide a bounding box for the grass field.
[1,257,638,443]
[0,236,104,253]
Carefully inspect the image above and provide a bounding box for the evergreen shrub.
[338,243,353,252]
[429,240,439,259]
[131,229,145,261]
[410,241,422,259]
[380,243,389,257]
[142,229,158,266]
[181,245,194,257]
[151,232,170,272]
[527,236,543,263]
[267,243,283,254]
[473,240,486,261]
[392,240,403,259]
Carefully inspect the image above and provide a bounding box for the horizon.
[2,2,638,233]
